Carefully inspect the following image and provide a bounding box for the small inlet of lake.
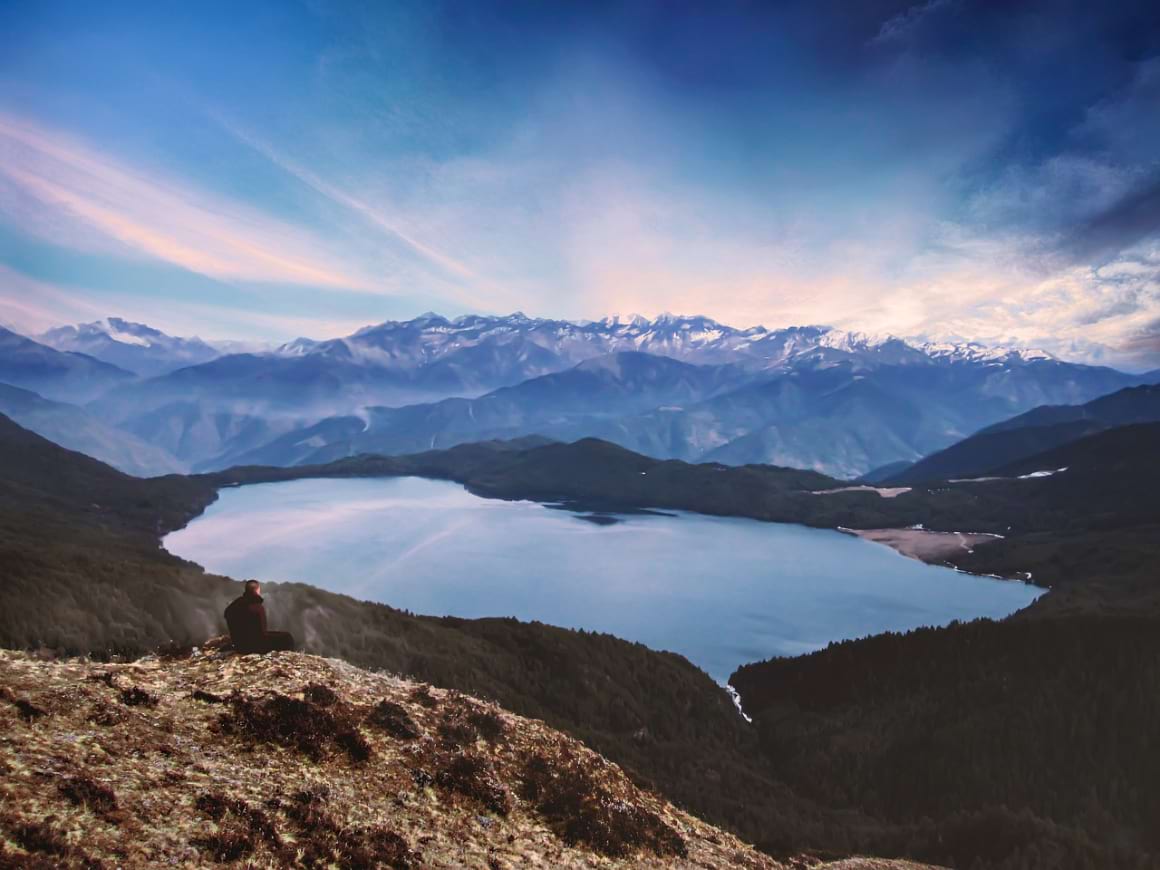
[164,476,1042,682]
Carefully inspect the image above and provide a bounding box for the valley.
[202,420,1160,615]
[163,475,1039,682]
[1,315,1158,868]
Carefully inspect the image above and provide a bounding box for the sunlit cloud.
[0,264,109,333]
[0,114,375,290]
[545,163,1159,368]
[0,264,368,344]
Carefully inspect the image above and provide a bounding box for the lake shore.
[845,527,1003,565]
[166,477,1040,682]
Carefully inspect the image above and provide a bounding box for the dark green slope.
[730,616,1160,869]
[0,412,211,536]
[891,384,1160,484]
[882,422,1160,535]
[889,419,1104,484]
[727,426,1160,868]
[858,459,915,483]
[912,423,1160,539]
[0,413,226,656]
[211,435,842,521]
[989,420,1160,478]
[904,425,1160,611]
[984,383,1160,433]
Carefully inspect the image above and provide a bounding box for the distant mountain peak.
[598,313,650,327]
[102,317,174,347]
[816,328,903,352]
[46,317,184,348]
[411,311,452,327]
[38,318,219,377]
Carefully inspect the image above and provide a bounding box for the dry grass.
[0,649,937,869]
[220,691,373,763]
[519,749,688,859]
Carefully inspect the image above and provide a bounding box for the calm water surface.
[164,476,1041,681]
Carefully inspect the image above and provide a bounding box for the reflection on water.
[165,476,1041,681]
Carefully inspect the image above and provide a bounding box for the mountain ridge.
[0,325,134,403]
[271,312,1070,371]
[229,349,1144,478]
[888,384,1160,484]
[39,317,221,377]
[0,382,185,477]
[23,313,1151,477]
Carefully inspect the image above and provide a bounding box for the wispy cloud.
[870,0,957,47]
[215,116,482,283]
[0,264,368,343]
[0,264,110,333]
[0,113,374,290]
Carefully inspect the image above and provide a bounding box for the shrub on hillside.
[519,751,687,859]
[220,692,372,763]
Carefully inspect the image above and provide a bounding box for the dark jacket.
[224,591,268,654]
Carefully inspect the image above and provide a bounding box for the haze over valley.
[2,312,1153,480]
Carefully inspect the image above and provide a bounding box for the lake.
[163,476,1042,682]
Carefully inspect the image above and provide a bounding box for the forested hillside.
[3,413,1159,866]
[732,617,1160,868]
[890,385,1160,485]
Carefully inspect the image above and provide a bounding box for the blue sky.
[1,0,1159,369]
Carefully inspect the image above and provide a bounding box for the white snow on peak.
[51,317,217,353]
[816,328,901,353]
[255,311,1064,374]
[274,337,321,356]
[100,319,153,347]
[918,340,1055,364]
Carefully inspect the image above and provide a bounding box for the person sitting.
[224,580,296,654]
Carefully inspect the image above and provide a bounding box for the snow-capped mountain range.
[267,311,1057,373]
[7,311,1149,478]
[34,311,1060,379]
